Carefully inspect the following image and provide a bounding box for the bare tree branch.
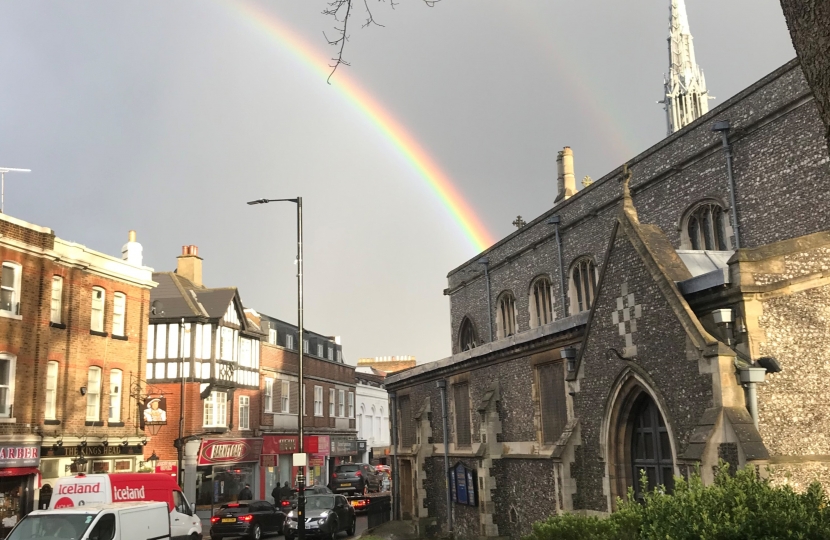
[323,0,439,81]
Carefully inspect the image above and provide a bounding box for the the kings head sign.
[198,438,262,465]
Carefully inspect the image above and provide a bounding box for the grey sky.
[0,1,794,365]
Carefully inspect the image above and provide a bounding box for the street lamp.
[247,197,306,540]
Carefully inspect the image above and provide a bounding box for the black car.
[286,485,333,509]
[285,494,355,540]
[330,463,383,495]
[210,500,286,540]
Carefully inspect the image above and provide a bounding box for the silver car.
[285,494,356,540]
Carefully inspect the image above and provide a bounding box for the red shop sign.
[261,435,323,455]
[198,438,263,465]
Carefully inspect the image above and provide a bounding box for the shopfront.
[259,435,330,500]
[327,437,358,484]
[0,442,40,533]
[195,438,262,512]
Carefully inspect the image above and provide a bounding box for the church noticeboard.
[451,462,477,507]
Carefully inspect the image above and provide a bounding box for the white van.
[49,474,201,540]
[7,502,170,540]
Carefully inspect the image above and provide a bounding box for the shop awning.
[0,467,40,477]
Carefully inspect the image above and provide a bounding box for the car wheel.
[251,524,261,540]
[330,519,339,540]
[347,516,356,537]
[191,533,202,540]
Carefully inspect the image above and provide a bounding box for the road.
[202,515,368,540]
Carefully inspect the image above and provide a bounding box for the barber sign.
[198,438,262,465]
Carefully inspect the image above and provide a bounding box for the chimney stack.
[555,146,577,203]
[121,230,143,266]
[177,245,203,286]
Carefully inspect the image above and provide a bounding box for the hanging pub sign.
[450,462,477,507]
[140,396,168,430]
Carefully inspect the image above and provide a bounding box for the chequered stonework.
[611,282,642,358]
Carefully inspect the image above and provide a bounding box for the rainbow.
[229,1,495,252]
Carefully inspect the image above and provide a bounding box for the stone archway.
[605,375,676,508]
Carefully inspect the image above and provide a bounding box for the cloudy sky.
[0,1,795,365]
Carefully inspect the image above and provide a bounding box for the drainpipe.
[711,120,741,249]
[478,258,494,342]
[547,216,568,316]
[436,380,453,534]
[739,367,766,428]
[389,391,400,520]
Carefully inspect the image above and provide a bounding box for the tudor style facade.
[143,245,264,512]
[385,57,830,539]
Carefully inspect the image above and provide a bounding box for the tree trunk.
[779,0,830,151]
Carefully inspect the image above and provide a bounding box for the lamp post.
[247,197,305,540]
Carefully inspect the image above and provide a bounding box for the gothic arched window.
[684,201,729,251]
[529,276,554,328]
[496,292,517,339]
[569,258,597,315]
[459,317,478,351]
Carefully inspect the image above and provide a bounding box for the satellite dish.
[151,300,165,315]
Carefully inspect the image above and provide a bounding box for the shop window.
[529,276,554,328]
[537,362,567,444]
[114,460,132,472]
[0,262,21,317]
[239,395,250,430]
[90,287,105,332]
[495,292,517,339]
[86,366,102,422]
[112,292,126,336]
[329,388,335,417]
[453,383,471,447]
[264,378,273,413]
[203,391,228,428]
[314,386,323,417]
[569,258,597,314]
[45,361,58,420]
[108,369,122,423]
[50,276,63,325]
[0,354,16,418]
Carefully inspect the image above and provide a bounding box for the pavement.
[358,519,418,540]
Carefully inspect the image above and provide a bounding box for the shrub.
[523,463,830,540]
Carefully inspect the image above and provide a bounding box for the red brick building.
[0,215,155,526]
[256,314,356,500]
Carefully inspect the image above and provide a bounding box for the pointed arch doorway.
[606,378,676,507]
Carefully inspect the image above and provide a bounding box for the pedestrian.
[271,484,281,505]
[238,483,253,501]
[279,481,292,504]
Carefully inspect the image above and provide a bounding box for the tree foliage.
[525,464,830,540]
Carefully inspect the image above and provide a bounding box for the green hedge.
[525,464,830,540]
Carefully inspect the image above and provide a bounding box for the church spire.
[661,0,710,135]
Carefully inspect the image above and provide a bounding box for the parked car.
[330,463,383,495]
[286,485,332,509]
[285,494,355,540]
[210,500,286,540]
[8,502,170,540]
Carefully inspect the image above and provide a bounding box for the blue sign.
[455,464,468,505]
[466,468,476,506]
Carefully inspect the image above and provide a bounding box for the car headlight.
[317,518,327,525]
[287,511,295,518]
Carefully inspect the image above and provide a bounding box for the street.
[201,514,369,540]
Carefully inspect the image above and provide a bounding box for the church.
[383,1,830,538]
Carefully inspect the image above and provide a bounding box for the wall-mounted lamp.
[121,439,129,447]
[147,450,159,471]
[712,308,734,346]
[73,454,89,474]
[80,439,87,448]
[53,438,63,449]
[102,439,109,447]
[79,386,87,396]
[561,346,578,373]
[141,438,148,446]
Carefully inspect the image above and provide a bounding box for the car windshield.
[336,465,359,473]
[305,496,335,510]
[8,514,96,540]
